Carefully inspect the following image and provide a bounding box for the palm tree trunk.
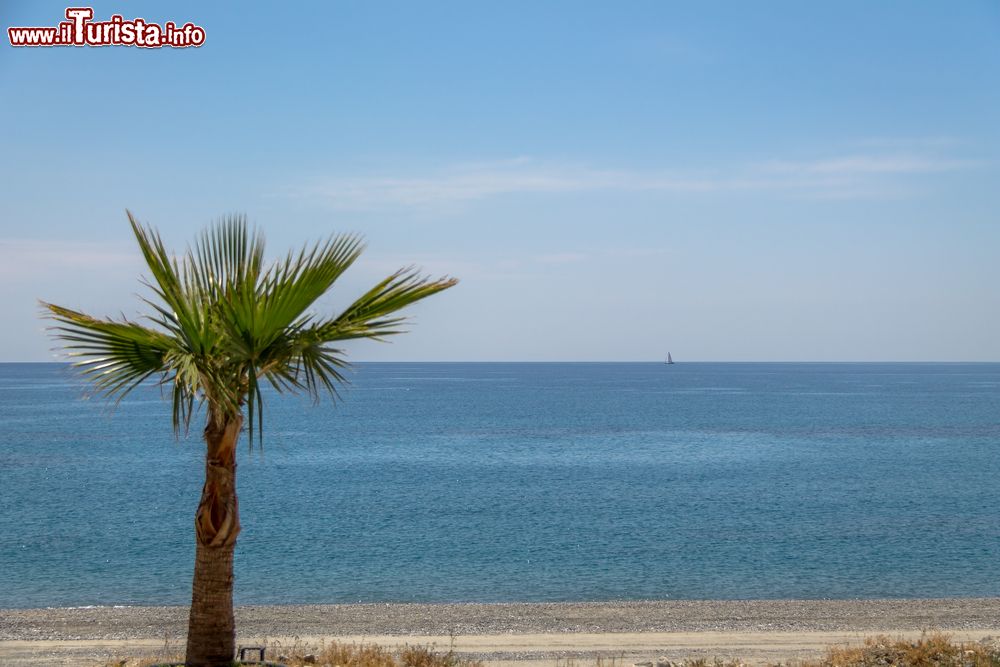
[185,413,243,667]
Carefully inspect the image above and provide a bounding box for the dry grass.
[101,637,483,667]
[272,638,482,667]
[100,633,1000,667]
[815,632,1000,667]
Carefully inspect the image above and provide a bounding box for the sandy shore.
[2,599,999,666]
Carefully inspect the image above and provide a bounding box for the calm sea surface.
[1,362,999,608]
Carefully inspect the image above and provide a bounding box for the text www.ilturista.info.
[8,7,205,48]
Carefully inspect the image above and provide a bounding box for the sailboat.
[665,352,674,365]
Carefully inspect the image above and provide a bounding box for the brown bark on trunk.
[185,414,242,667]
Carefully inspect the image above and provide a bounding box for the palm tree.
[43,212,457,667]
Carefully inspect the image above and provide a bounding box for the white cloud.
[851,136,966,150]
[758,154,975,175]
[292,149,978,210]
[294,160,722,209]
[0,239,139,280]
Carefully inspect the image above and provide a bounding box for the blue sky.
[2,1,998,361]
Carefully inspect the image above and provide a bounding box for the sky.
[1,1,998,362]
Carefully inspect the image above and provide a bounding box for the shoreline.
[3,598,1000,666]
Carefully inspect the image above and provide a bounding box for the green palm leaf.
[42,303,175,400]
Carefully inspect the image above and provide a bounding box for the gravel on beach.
[3,598,1000,642]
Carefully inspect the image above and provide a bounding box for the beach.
[3,598,1000,666]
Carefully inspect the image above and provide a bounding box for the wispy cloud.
[292,149,977,210]
[851,136,966,150]
[0,239,139,280]
[294,158,720,209]
[346,245,671,285]
[757,154,976,176]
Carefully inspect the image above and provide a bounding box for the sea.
[1,362,999,609]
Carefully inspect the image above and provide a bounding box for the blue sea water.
[1,362,999,608]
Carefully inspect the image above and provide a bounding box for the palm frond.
[192,214,265,297]
[42,302,174,401]
[245,269,458,411]
[315,269,459,341]
[127,210,213,356]
[218,233,364,359]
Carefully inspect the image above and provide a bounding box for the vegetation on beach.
[817,633,1000,667]
[607,634,1000,667]
[104,638,484,667]
[44,212,456,667]
[101,633,1000,667]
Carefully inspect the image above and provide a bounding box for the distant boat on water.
[665,352,675,365]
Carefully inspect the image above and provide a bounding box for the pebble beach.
[3,598,1000,666]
